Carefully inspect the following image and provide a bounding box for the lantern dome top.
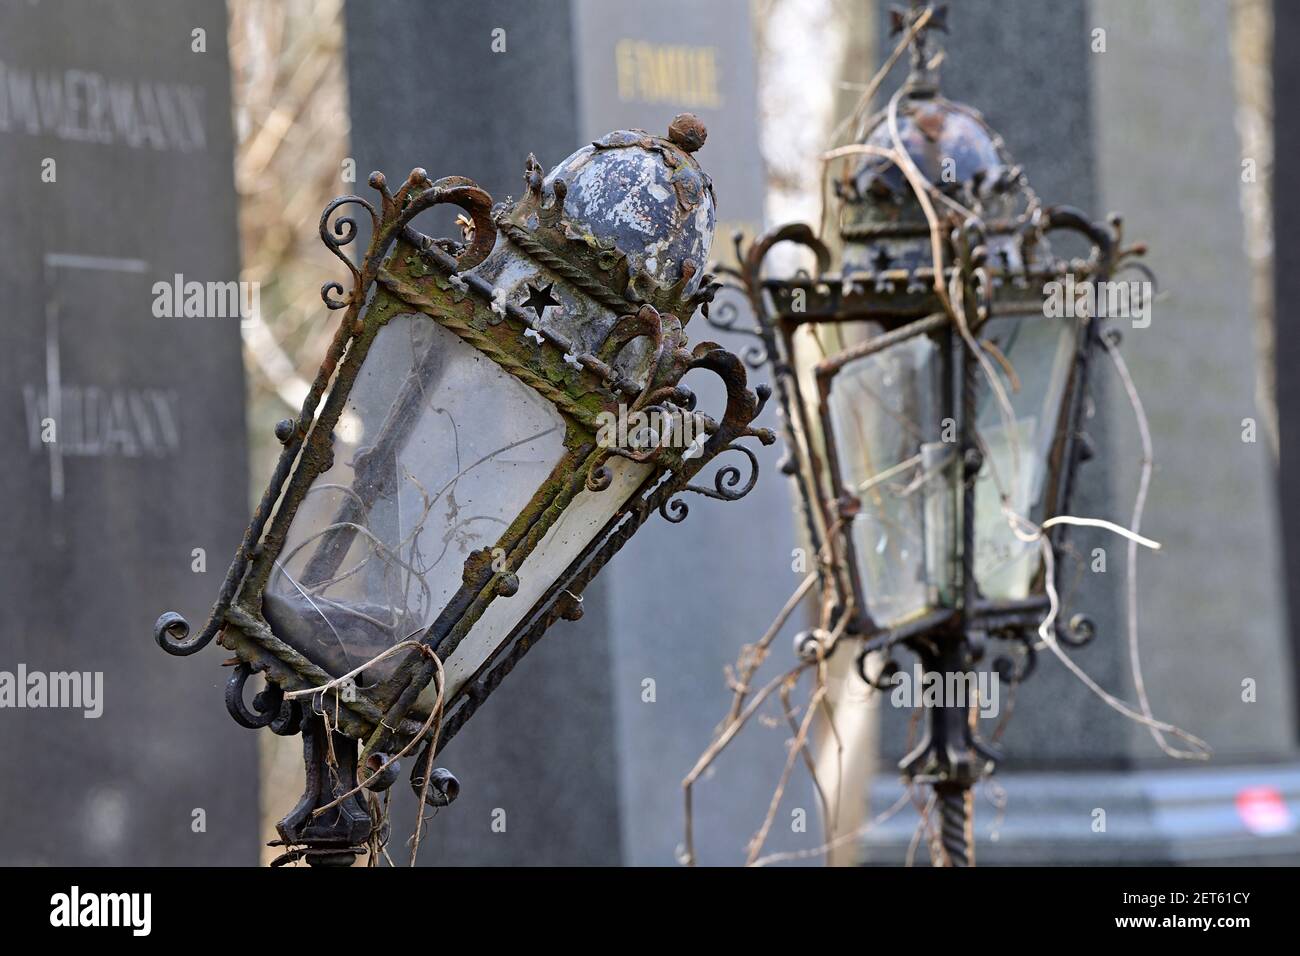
[540,113,716,296]
[836,3,1042,273]
[874,98,1003,190]
[847,94,1028,216]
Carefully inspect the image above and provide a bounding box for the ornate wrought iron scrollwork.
[319,169,497,313]
[702,297,770,369]
[154,610,211,657]
[1061,613,1097,648]
[857,647,903,691]
[361,752,402,793]
[410,758,461,808]
[225,662,301,733]
[685,442,761,502]
[318,193,376,309]
[990,632,1038,685]
[654,346,774,523]
[585,462,614,493]
[706,224,830,379]
[658,495,690,524]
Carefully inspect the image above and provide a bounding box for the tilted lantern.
[716,3,1147,864]
[155,114,773,866]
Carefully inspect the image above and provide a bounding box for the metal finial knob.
[668,113,707,153]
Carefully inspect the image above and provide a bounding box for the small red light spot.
[1235,786,1294,835]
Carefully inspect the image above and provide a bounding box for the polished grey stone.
[0,0,257,864]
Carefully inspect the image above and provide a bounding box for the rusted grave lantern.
[155,114,773,866]
[716,3,1148,864]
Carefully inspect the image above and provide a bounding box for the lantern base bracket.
[273,712,375,867]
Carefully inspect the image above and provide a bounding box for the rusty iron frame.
[713,195,1146,866]
[154,146,773,863]
[715,209,1134,637]
[704,0,1151,867]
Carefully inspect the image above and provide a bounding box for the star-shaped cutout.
[522,281,559,321]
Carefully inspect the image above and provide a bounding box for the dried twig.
[1104,333,1210,760]
[746,676,827,864]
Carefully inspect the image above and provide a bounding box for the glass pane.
[416,454,653,710]
[827,335,957,628]
[791,319,879,505]
[972,313,1075,600]
[264,314,567,680]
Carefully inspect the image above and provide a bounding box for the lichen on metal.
[152,114,774,862]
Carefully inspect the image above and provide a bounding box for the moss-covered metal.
[155,125,774,775]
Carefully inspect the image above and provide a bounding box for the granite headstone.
[0,0,257,864]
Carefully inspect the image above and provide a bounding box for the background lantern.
[717,2,1149,865]
[154,114,774,866]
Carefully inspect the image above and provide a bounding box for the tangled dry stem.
[282,635,447,866]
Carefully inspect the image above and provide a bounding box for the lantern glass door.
[826,331,958,628]
[263,313,568,680]
[971,311,1076,600]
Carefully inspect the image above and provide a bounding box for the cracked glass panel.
[828,335,956,629]
[415,454,653,710]
[972,313,1075,600]
[264,313,567,681]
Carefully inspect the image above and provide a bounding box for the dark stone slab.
[1274,0,1300,728]
[1088,0,1292,762]
[0,0,257,864]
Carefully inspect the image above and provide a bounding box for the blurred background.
[1,0,1297,865]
